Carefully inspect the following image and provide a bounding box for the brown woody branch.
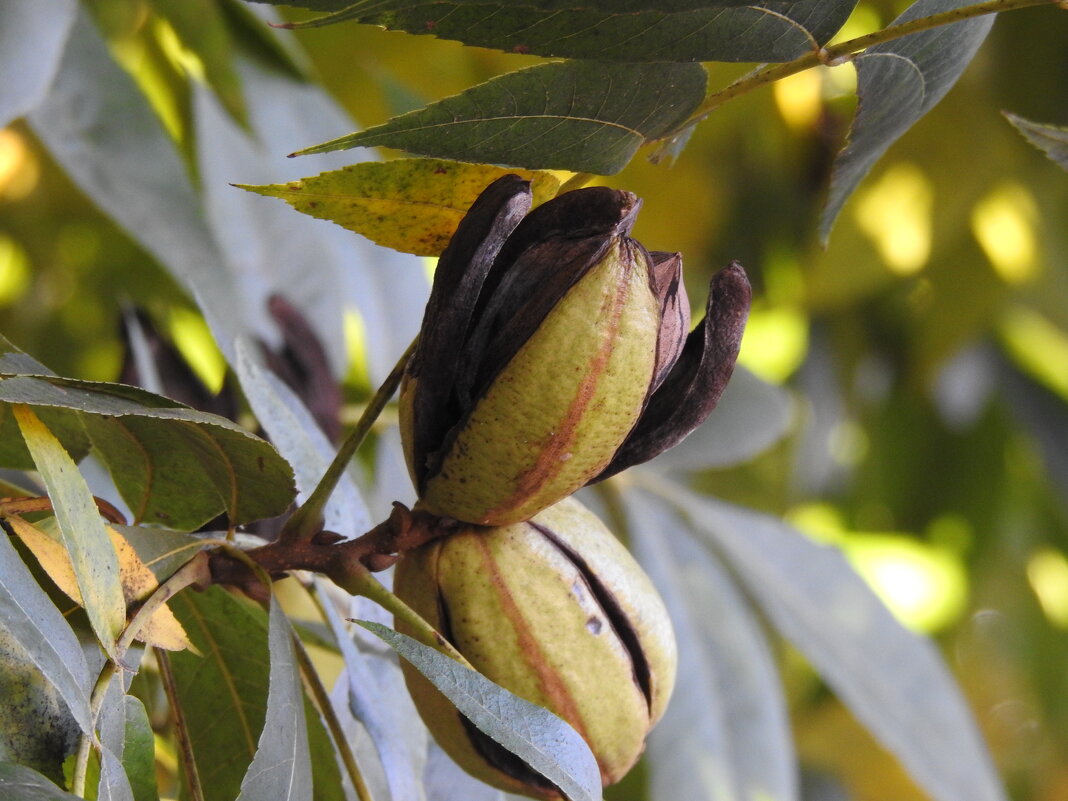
[205,503,461,597]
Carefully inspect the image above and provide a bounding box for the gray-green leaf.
[625,489,797,801]
[0,763,81,801]
[652,367,794,472]
[0,0,77,127]
[1004,111,1068,171]
[294,60,707,175]
[26,8,248,365]
[0,535,93,736]
[665,486,1008,801]
[317,581,422,801]
[821,0,995,240]
[121,697,159,801]
[14,405,126,660]
[234,339,371,538]
[282,0,856,64]
[168,587,270,801]
[236,597,313,801]
[168,563,344,801]
[358,621,602,801]
[0,353,295,531]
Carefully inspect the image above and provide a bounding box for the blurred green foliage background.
[1,1,1067,798]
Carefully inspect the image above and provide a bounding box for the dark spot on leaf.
[586,616,602,635]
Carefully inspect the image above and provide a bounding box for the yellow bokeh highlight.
[422,254,438,284]
[788,503,969,633]
[166,307,227,393]
[823,61,857,99]
[737,303,808,382]
[774,70,823,132]
[854,163,933,275]
[999,305,1068,399]
[343,307,371,391]
[153,17,206,83]
[1027,548,1068,628]
[0,235,31,306]
[847,535,968,633]
[828,420,869,467]
[0,128,39,201]
[971,182,1039,284]
[829,3,883,44]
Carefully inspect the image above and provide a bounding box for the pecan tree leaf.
[821,0,995,240]
[0,763,83,801]
[0,0,77,127]
[1004,111,1068,171]
[238,159,560,257]
[0,533,94,738]
[271,0,856,63]
[13,405,126,660]
[0,364,295,531]
[234,598,313,801]
[147,0,247,126]
[358,621,602,801]
[624,489,798,801]
[293,61,708,175]
[666,487,1008,801]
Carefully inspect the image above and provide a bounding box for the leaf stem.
[332,563,471,667]
[71,730,94,797]
[664,0,1061,137]
[291,631,377,801]
[72,660,120,797]
[116,551,211,656]
[280,336,419,544]
[157,649,206,801]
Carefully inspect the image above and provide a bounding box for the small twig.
[336,564,470,666]
[0,494,127,525]
[116,551,212,657]
[158,649,206,801]
[72,660,120,797]
[71,730,94,798]
[657,0,1062,141]
[280,336,418,545]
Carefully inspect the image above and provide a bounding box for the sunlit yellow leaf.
[8,517,193,652]
[237,158,562,257]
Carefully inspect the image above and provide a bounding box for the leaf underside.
[358,621,603,801]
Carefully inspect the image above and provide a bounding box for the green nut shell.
[393,496,676,799]
[409,241,660,526]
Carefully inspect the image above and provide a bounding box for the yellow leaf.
[6,516,79,602]
[237,158,562,257]
[8,517,193,652]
